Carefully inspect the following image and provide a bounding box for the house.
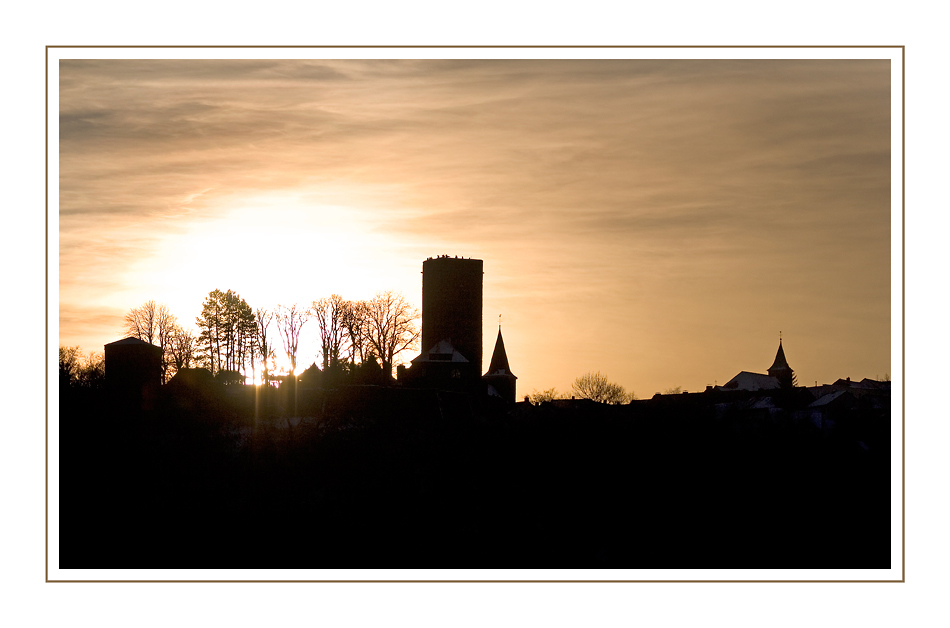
[720,371,781,392]
[715,340,795,392]
[401,338,481,392]
[104,336,163,415]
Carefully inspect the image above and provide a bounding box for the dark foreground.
[59,385,890,569]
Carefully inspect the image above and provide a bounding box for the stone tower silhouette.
[420,256,483,372]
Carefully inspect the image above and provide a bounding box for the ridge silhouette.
[58,260,890,569]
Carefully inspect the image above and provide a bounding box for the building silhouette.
[104,336,162,414]
[420,255,483,372]
[767,339,795,388]
[716,339,796,392]
[483,325,517,403]
[399,256,516,402]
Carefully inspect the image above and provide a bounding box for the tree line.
[121,300,197,383]
[59,290,422,387]
[528,371,635,405]
[64,295,640,401]
[58,345,105,390]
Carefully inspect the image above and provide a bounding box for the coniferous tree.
[196,289,257,378]
[196,289,225,375]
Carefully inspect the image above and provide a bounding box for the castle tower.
[767,338,795,388]
[483,325,517,403]
[420,256,483,372]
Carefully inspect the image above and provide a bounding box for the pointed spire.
[769,339,789,371]
[768,337,794,387]
[485,326,515,376]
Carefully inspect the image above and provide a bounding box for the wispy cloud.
[58,58,891,394]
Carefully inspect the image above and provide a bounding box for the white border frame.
[47,46,904,582]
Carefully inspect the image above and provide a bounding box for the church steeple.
[483,322,517,403]
[486,325,514,376]
[767,336,795,388]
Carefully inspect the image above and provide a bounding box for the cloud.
[57,58,892,393]
[58,302,127,348]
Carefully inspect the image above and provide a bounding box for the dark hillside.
[58,386,890,569]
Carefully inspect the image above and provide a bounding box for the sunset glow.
[56,54,896,396]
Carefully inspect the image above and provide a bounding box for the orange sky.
[57,57,893,396]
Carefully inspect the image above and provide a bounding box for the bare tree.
[528,387,560,404]
[167,324,196,375]
[572,371,632,404]
[276,303,308,373]
[75,351,106,389]
[309,294,347,371]
[364,290,420,376]
[124,300,176,382]
[255,307,275,385]
[124,300,158,344]
[341,299,371,365]
[59,345,82,388]
[59,346,105,389]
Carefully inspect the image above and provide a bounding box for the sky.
[57,57,892,397]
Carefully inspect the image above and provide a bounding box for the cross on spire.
[498,314,503,328]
